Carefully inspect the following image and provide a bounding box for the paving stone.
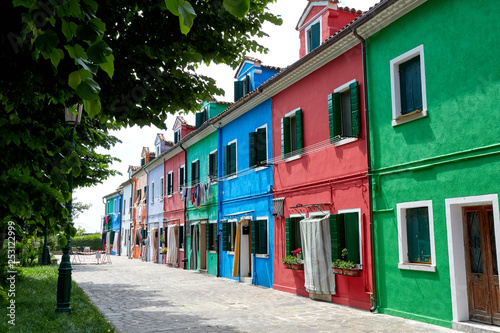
[71,256,458,333]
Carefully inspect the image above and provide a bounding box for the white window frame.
[208,149,218,184]
[167,171,173,197]
[305,16,322,54]
[150,182,155,204]
[191,159,199,185]
[227,219,237,254]
[396,200,436,272]
[333,79,359,147]
[284,108,302,163]
[226,139,237,180]
[390,44,428,126]
[159,177,164,200]
[254,124,268,172]
[178,164,185,191]
[337,208,363,268]
[156,144,160,157]
[255,216,269,258]
[174,128,180,143]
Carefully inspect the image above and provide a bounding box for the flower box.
[333,267,360,277]
[284,263,304,270]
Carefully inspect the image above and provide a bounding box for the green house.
[365,0,500,328]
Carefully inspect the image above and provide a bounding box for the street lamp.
[55,103,83,313]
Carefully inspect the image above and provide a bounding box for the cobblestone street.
[71,256,458,333]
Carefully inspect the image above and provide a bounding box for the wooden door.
[464,206,500,325]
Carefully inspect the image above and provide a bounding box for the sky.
[75,0,379,233]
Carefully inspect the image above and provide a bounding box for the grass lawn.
[0,265,114,333]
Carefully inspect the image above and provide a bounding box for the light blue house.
[145,134,173,263]
[216,57,279,288]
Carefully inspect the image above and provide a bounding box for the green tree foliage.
[0,0,281,242]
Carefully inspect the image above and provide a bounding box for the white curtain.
[300,215,336,295]
[166,225,178,264]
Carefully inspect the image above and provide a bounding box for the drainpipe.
[119,194,123,256]
[353,28,377,312]
[180,142,188,270]
[212,123,223,278]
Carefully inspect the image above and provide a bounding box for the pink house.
[272,0,372,309]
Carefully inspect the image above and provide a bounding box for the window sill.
[209,250,217,254]
[334,137,358,147]
[256,254,269,259]
[398,262,435,272]
[225,175,237,180]
[392,109,428,126]
[228,251,235,255]
[167,195,172,198]
[254,166,268,172]
[284,155,301,163]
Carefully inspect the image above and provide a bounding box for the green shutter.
[328,93,335,143]
[222,222,230,251]
[223,145,228,176]
[110,230,115,245]
[310,22,320,51]
[258,220,267,255]
[330,214,345,261]
[350,81,360,137]
[332,92,342,137]
[195,112,202,129]
[256,128,266,165]
[344,212,360,264]
[406,207,430,263]
[249,132,256,168]
[285,218,294,256]
[295,109,303,151]
[234,81,243,102]
[251,221,257,254]
[230,142,236,175]
[281,117,290,157]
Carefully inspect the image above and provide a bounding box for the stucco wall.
[367,0,500,327]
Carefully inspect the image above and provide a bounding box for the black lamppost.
[55,104,83,313]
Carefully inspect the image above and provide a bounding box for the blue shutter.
[400,56,422,115]
[310,22,320,51]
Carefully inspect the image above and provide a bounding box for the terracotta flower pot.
[333,267,360,276]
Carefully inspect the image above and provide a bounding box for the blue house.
[103,190,123,255]
[216,57,279,288]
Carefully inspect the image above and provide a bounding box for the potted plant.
[161,247,168,264]
[282,248,304,270]
[333,248,360,276]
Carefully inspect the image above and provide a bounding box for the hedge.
[55,233,103,251]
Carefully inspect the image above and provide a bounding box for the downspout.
[119,194,123,256]
[353,28,377,313]
[212,123,222,278]
[180,142,188,270]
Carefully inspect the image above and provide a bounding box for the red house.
[272,0,373,309]
[163,116,195,268]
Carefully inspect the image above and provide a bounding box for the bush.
[55,233,103,251]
